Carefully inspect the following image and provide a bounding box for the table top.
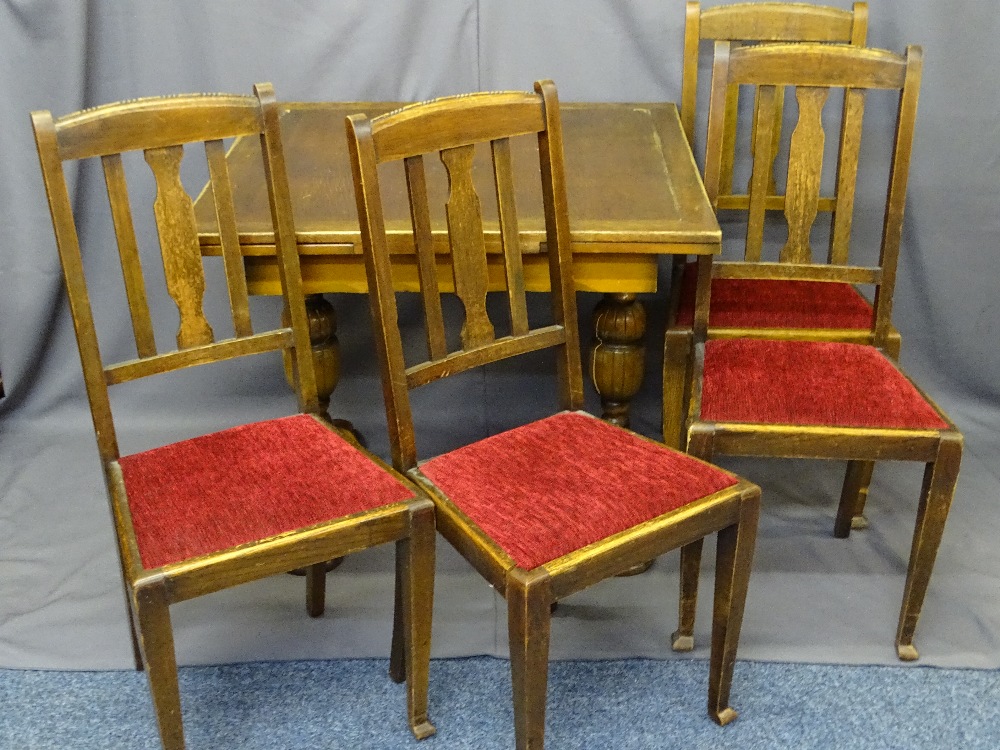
[195,101,720,257]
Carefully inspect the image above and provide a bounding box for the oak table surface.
[195,101,721,425]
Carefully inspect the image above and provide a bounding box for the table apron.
[242,252,682,295]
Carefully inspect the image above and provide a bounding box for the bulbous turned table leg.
[591,293,653,575]
[590,293,646,428]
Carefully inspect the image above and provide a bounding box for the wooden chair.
[31,85,436,750]
[665,1,894,530]
[673,43,963,662]
[346,80,761,749]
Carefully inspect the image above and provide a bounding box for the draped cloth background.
[1,0,997,670]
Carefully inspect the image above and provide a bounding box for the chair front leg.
[895,433,962,661]
[834,460,876,537]
[708,490,760,726]
[674,423,717,651]
[507,567,553,750]
[394,502,437,739]
[133,580,185,750]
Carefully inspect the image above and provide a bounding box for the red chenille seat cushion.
[701,339,949,429]
[419,411,738,570]
[674,261,874,329]
[118,414,415,569]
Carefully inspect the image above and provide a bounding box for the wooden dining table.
[194,100,721,427]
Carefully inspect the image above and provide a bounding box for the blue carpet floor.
[2,657,998,749]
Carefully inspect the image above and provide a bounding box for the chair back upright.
[700,42,923,355]
[682,1,868,207]
[347,81,583,471]
[32,86,317,466]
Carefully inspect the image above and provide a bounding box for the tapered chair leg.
[389,551,406,684]
[707,491,760,725]
[672,539,703,651]
[895,434,962,661]
[134,581,185,750]
[507,567,553,750]
[305,562,327,617]
[834,460,876,537]
[397,502,436,739]
[673,423,718,650]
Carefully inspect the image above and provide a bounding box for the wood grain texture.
[440,144,495,349]
[699,2,859,42]
[828,89,865,264]
[197,102,721,252]
[144,145,215,349]
[743,80,775,261]
[781,86,829,263]
[492,137,530,336]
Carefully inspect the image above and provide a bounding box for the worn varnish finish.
[347,81,761,750]
[193,99,721,426]
[672,44,963,662]
[32,87,436,749]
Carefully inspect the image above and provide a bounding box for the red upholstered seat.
[701,339,949,430]
[119,414,416,569]
[419,411,738,570]
[674,261,875,329]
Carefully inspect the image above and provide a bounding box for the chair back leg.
[834,460,876,537]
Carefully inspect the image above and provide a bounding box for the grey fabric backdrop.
[1,0,997,671]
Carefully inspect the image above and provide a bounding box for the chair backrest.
[346,80,583,472]
[32,85,317,465]
[701,43,922,350]
[681,2,868,206]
